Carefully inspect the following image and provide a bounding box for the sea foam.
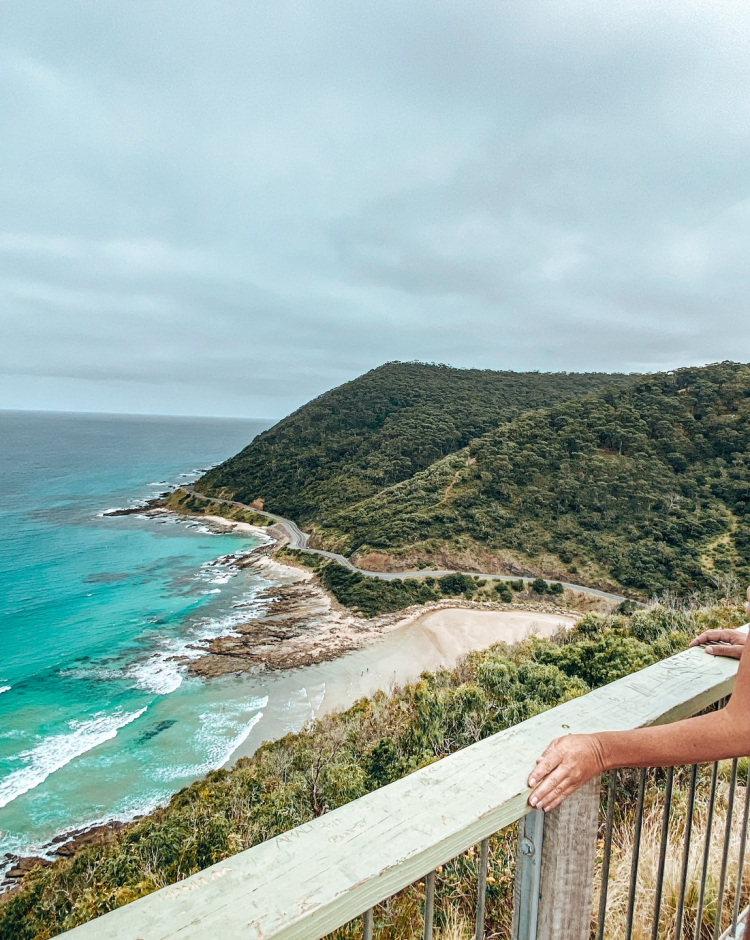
[0,707,148,809]
[153,697,268,781]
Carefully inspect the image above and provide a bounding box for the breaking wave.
[0,707,148,809]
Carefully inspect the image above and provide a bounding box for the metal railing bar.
[651,766,675,940]
[714,760,739,940]
[696,762,720,938]
[625,768,648,940]
[474,838,489,940]
[732,770,750,936]
[675,764,699,940]
[511,808,544,940]
[362,908,374,940]
[597,770,619,940]
[423,870,436,940]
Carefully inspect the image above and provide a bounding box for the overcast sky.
[1,1,748,418]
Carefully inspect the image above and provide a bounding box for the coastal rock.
[1,821,129,894]
[187,553,585,678]
[188,576,345,676]
[3,856,51,881]
[52,822,125,858]
[103,499,165,517]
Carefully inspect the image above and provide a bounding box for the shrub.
[2,602,744,940]
[438,573,476,596]
[494,582,513,603]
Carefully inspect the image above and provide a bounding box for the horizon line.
[0,406,278,422]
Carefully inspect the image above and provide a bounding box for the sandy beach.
[168,509,585,680]
[228,605,577,764]
[153,507,580,766]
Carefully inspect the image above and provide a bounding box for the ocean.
[0,410,278,865]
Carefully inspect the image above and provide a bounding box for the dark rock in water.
[137,719,177,743]
[103,499,164,517]
[84,571,131,584]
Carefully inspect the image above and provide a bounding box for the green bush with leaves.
[494,582,513,603]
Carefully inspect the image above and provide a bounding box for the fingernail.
[529,796,537,806]
[706,647,714,655]
[529,777,536,786]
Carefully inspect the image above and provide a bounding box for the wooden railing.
[62,627,749,940]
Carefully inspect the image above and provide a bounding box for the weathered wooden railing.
[63,628,750,940]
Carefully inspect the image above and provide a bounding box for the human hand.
[689,628,747,660]
[686,587,750,659]
[527,734,606,812]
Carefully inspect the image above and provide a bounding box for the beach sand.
[228,606,576,764]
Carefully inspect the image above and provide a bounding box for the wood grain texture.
[62,634,746,940]
[536,777,601,940]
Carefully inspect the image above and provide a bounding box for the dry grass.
[596,764,750,939]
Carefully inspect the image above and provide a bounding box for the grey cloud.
[0,0,749,416]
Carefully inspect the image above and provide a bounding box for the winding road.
[182,486,626,604]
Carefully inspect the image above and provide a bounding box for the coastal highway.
[181,486,626,604]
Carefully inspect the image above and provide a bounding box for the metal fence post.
[512,809,545,940]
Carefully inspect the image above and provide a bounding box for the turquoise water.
[0,411,275,864]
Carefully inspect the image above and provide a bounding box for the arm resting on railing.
[528,590,750,812]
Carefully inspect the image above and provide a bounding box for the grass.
[598,762,750,939]
[163,487,273,526]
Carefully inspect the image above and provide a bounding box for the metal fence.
[323,759,750,939]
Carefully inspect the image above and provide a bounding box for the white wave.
[0,686,10,695]
[61,562,274,702]
[0,788,170,877]
[0,707,148,809]
[153,702,267,781]
[219,711,264,764]
[125,657,184,696]
[119,588,269,695]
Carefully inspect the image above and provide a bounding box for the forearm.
[528,611,750,812]
[594,705,750,771]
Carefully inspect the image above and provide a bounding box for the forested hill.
[319,361,750,595]
[197,362,634,520]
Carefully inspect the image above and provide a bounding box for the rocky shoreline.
[2,821,128,899]
[187,551,583,677]
[0,504,588,895]
[108,505,595,678]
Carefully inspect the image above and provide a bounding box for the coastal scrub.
[0,600,743,940]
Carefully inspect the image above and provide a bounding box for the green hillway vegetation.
[277,546,565,618]
[317,361,750,597]
[1,598,745,940]
[197,360,750,599]
[197,361,637,523]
